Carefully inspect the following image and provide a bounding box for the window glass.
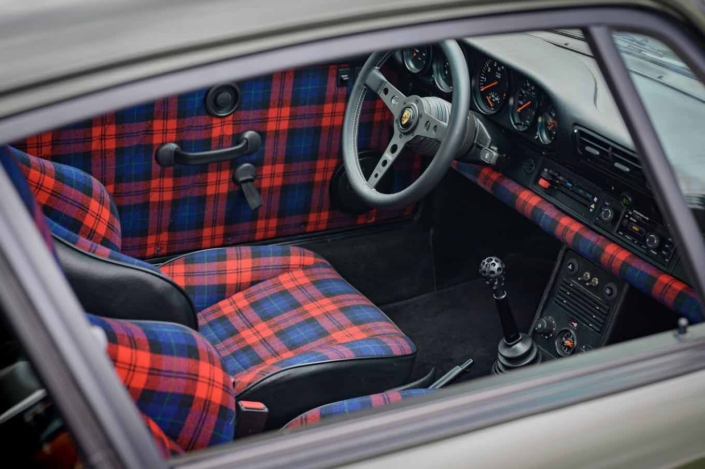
[612,31,705,229]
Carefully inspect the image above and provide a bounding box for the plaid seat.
[195,263,415,393]
[284,389,434,430]
[3,144,418,454]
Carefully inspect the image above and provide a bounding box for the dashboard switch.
[538,178,551,189]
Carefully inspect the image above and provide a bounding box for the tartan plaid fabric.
[10,145,122,252]
[197,263,416,394]
[160,245,327,311]
[14,64,422,259]
[284,389,433,430]
[87,314,237,452]
[142,414,185,458]
[0,146,56,253]
[454,162,703,323]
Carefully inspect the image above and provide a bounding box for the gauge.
[510,79,540,131]
[537,105,558,144]
[555,329,577,357]
[433,53,453,93]
[402,47,432,74]
[474,58,509,115]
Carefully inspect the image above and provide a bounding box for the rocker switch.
[233,163,263,211]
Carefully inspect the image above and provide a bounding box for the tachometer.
[432,53,453,93]
[537,105,558,144]
[474,58,509,115]
[403,47,431,74]
[510,79,540,131]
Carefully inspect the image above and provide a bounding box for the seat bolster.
[57,239,198,329]
[237,353,416,429]
[283,388,434,430]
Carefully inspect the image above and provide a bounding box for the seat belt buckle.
[235,401,269,437]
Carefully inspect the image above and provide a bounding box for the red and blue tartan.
[160,245,327,311]
[454,162,703,323]
[0,146,56,253]
[196,263,416,393]
[283,389,433,430]
[14,64,422,259]
[87,314,237,452]
[9,145,122,252]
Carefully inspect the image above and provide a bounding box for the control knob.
[599,207,614,222]
[646,233,661,249]
[534,316,556,338]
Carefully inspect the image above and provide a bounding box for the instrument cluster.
[399,44,558,148]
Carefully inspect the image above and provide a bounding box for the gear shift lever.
[480,256,541,374]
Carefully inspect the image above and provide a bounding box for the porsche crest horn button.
[399,105,416,131]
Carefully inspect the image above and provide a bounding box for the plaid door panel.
[160,245,328,311]
[454,162,703,323]
[284,389,433,430]
[88,314,236,451]
[14,65,423,259]
[196,264,416,394]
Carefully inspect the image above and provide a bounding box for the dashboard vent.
[573,127,646,189]
[554,279,610,333]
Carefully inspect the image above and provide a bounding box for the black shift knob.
[480,256,506,297]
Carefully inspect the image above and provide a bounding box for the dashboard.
[391,34,691,286]
[394,44,559,147]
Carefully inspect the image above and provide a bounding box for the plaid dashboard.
[14,64,422,259]
[88,314,237,452]
[454,162,703,323]
[160,245,327,311]
[283,389,433,430]
[196,263,416,394]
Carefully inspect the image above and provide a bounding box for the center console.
[531,249,627,358]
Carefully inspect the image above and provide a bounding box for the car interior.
[1,29,703,464]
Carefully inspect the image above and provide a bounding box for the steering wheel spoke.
[365,69,406,118]
[367,133,409,189]
[415,112,448,141]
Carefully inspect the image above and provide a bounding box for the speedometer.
[537,105,558,144]
[474,58,509,115]
[510,79,540,131]
[402,47,431,74]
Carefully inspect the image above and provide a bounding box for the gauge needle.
[480,81,498,91]
[485,96,494,108]
[516,101,532,112]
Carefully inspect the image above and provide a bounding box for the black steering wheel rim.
[342,40,471,209]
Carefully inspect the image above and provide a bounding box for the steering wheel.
[342,40,471,209]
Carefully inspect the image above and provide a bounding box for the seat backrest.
[1,146,236,456]
[9,146,198,329]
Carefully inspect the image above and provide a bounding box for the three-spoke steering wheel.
[342,40,471,208]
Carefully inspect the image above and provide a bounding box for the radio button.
[646,233,661,249]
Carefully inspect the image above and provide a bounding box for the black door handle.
[155,130,261,167]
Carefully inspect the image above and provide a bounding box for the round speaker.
[205,84,240,117]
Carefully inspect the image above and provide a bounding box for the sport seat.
[3,145,416,443]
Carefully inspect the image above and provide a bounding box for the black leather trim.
[237,353,416,429]
[54,237,198,330]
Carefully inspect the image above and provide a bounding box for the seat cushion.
[160,246,327,312]
[284,389,434,430]
[196,263,415,393]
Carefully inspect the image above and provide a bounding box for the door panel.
[14,64,422,259]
